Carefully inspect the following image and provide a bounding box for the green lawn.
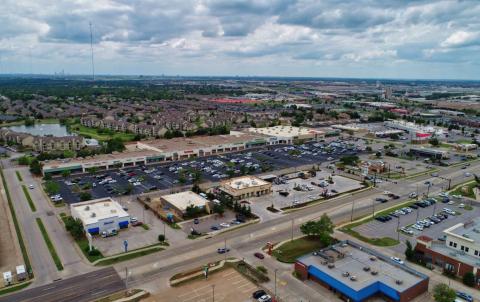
[0,169,32,274]
[15,171,23,182]
[450,181,477,199]
[95,247,163,266]
[0,281,32,296]
[21,185,36,212]
[273,236,326,263]
[36,218,63,271]
[69,124,135,142]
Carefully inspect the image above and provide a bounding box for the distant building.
[295,240,429,302]
[409,147,448,160]
[384,87,393,99]
[415,218,480,287]
[247,126,325,144]
[70,197,130,235]
[159,191,211,218]
[219,176,272,200]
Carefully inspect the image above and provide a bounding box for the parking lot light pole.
[224,239,227,261]
[291,219,294,242]
[212,284,215,302]
[350,200,355,222]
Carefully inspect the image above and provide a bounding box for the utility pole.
[350,200,355,222]
[291,219,294,242]
[89,22,95,81]
[125,267,128,288]
[274,269,278,301]
[396,216,400,241]
[212,284,215,302]
[224,239,227,261]
[372,199,375,218]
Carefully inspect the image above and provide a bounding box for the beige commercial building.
[219,176,272,200]
[160,191,211,218]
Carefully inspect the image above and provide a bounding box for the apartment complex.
[0,128,84,152]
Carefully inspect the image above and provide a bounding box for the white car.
[459,203,465,208]
[28,184,34,189]
[409,192,417,198]
[258,295,272,302]
[130,217,138,223]
[412,224,423,231]
[390,257,404,265]
[219,223,230,228]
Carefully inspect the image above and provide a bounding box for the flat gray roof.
[298,241,427,293]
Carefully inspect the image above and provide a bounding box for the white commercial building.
[247,126,324,144]
[384,120,444,136]
[70,197,130,234]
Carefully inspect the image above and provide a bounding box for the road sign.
[86,232,93,252]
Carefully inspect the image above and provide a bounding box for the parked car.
[210,225,220,231]
[409,192,418,198]
[252,290,267,299]
[254,252,265,259]
[28,184,34,189]
[456,291,473,302]
[258,294,272,302]
[193,218,199,224]
[101,229,118,238]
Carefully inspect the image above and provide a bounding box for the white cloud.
[441,31,480,48]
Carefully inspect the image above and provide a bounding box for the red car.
[131,221,143,227]
[254,252,264,259]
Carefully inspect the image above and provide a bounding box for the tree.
[433,283,456,302]
[65,217,84,240]
[429,137,440,146]
[29,159,43,175]
[339,155,359,166]
[405,240,414,261]
[61,170,71,178]
[213,203,225,216]
[185,204,200,218]
[300,214,334,245]
[79,192,91,201]
[463,271,475,287]
[45,180,60,195]
[105,137,125,153]
[158,234,166,242]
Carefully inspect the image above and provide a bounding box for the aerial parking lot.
[249,171,364,212]
[52,140,363,203]
[352,193,480,253]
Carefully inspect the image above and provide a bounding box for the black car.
[409,204,419,209]
[375,216,387,222]
[253,290,267,299]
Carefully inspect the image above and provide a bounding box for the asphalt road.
[0,267,125,302]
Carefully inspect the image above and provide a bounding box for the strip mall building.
[41,128,324,176]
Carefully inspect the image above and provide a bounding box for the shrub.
[256,266,268,274]
[463,271,475,287]
[158,234,166,242]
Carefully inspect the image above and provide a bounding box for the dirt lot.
[143,268,259,302]
[0,176,23,274]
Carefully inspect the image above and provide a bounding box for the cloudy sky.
[1,0,480,79]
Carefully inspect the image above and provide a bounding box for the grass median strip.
[95,247,163,266]
[35,218,63,271]
[0,281,32,296]
[15,171,23,182]
[21,185,36,212]
[0,169,32,275]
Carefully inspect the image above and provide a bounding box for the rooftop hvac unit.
[342,272,350,277]
[395,280,403,285]
[371,270,378,275]
[473,228,480,233]
[350,276,357,281]
[85,206,90,211]
[321,260,328,265]
[363,267,370,272]
[370,256,377,261]
[327,263,335,269]
[91,212,96,218]
[111,209,117,213]
[104,203,110,207]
